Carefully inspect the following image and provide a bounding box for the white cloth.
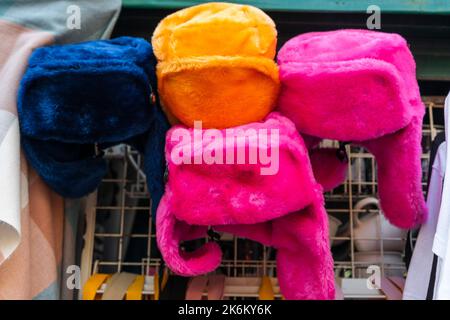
[433,92,450,299]
[0,112,22,260]
[403,141,446,299]
[0,0,121,264]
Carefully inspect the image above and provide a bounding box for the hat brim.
[157,56,279,129]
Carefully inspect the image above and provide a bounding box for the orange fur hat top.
[152,2,279,128]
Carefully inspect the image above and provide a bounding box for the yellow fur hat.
[152,2,279,129]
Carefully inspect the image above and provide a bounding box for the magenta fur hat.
[156,113,335,299]
[277,29,427,229]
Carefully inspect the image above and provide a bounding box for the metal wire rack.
[79,96,445,299]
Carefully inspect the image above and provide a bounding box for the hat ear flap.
[21,138,107,197]
[156,192,222,276]
[361,114,427,229]
[273,197,335,300]
[216,192,335,300]
[309,147,348,192]
[144,107,170,218]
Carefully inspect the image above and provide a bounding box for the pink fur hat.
[156,113,335,299]
[277,29,427,229]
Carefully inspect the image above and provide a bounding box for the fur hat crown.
[152,2,277,60]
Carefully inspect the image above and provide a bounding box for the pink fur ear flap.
[360,114,428,229]
[273,198,335,300]
[309,148,348,192]
[156,192,222,276]
[216,191,336,300]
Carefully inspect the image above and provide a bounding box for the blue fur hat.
[18,36,168,215]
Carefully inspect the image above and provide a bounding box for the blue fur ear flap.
[143,106,170,219]
[22,137,107,197]
[18,37,159,198]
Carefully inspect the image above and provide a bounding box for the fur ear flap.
[274,196,335,300]
[216,192,336,300]
[143,106,170,218]
[309,148,348,192]
[360,114,427,228]
[156,192,222,276]
[21,138,107,197]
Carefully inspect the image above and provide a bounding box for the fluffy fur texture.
[22,139,107,197]
[143,105,170,217]
[18,37,169,213]
[277,30,427,229]
[165,113,316,225]
[152,2,279,129]
[152,2,277,61]
[19,37,155,143]
[216,198,335,300]
[157,56,279,129]
[309,148,348,192]
[156,113,335,299]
